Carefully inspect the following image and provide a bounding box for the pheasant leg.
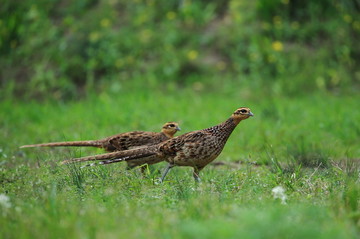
[160,163,174,183]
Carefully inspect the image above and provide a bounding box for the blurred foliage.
[0,0,359,100]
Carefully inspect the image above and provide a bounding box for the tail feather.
[62,145,158,165]
[80,156,143,168]
[20,140,103,148]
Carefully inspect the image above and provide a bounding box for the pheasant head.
[161,122,181,137]
[231,107,254,124]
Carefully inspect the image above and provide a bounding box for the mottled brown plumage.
[21,122,180,171]
[64,108,253,182]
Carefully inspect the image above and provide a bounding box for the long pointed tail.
[20,140,103,149]
[62,145,158,165]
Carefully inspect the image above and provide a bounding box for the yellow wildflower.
[100,18,111,28]
[187,50,198,60]
[272,41,283,52]
[166,11,176,20]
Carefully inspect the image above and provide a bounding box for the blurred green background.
[1,0,359,100]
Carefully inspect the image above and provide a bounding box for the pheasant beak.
[176,126,181,131]
[248,111,254,117]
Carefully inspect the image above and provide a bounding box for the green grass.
[1,89,359,238]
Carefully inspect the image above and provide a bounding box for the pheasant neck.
[205,117,241,142]
[161,131,173,139]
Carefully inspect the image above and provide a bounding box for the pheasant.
[21,122,181,171]
[63,107,253,182]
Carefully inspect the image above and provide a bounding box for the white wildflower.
[272,186,287,204]
[0,194,11,209]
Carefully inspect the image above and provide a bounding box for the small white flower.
[0,194,11,209]
[272,186,287,204]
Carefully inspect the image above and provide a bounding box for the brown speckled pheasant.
[63,107,253,182]
[21,122,181,171]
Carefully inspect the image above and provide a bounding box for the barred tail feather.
[20,140,102,148]
[62,145,158,165]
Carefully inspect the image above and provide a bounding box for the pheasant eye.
[169,124,175,127]
[240,110,247,113]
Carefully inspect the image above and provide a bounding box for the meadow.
[1,88,359,239]
[1,0,360,238]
